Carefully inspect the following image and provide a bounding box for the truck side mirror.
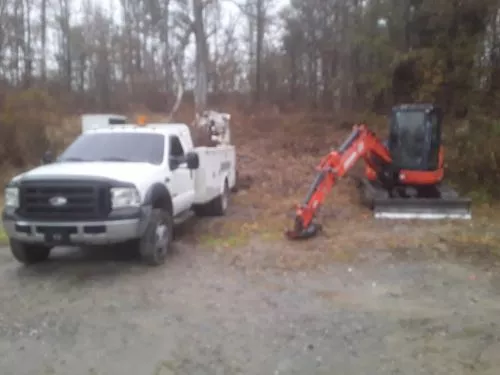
[41,150,53,165]
[186,152,199,170]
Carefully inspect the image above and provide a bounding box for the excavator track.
[358,178,472,220]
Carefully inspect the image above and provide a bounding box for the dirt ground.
[1,110,500,374]
[1,201,500,375]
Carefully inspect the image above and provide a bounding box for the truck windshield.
[57,132,165,165]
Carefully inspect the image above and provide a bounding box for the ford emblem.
[49,196,67,206]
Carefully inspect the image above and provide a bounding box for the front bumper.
[1,206,151,246]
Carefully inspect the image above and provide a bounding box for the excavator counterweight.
[286,103,471,240]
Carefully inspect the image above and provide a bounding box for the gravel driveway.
[0,234,499,375]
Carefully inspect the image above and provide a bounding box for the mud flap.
[373,198,472,219]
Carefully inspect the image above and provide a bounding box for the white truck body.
[2,116,236,264]
[194,146,236,204]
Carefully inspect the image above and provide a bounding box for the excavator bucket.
[373,197,472,220]
[285,217,322,240]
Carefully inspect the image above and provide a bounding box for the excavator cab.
[388,104,442,172]
[370,104,470,219]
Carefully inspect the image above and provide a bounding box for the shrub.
[445,113,500,200]
[0,89,61,168]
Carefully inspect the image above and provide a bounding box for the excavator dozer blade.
[373,197,472,220]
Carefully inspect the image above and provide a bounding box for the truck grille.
[18,180,111,220]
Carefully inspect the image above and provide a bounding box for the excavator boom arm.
[286,125,392,239]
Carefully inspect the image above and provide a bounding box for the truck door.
[168,135,195,214]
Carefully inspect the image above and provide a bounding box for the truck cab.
[67,124,199,216]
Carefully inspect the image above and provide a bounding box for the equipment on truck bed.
[286,103,471,240]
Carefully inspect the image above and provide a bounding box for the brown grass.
[168,107,459,269]
[175,105,500,270]
[1,100,499,267]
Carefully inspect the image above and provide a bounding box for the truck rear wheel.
[10,239,52,265]
[212,179,230,215]
[138,208,173,266]
[231,170,239,193]
[194,179,229,217]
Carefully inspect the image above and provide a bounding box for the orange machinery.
[286,103,471,240]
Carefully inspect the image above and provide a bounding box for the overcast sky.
[71,0,290,26]
[67,0,290,53]
[38,0,289,77]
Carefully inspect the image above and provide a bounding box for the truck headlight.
[110,187,140,208]
[4,187,19,208]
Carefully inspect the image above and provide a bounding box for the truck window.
[169,136,184,157]
[108,117,126,125]
[58,132,165,165]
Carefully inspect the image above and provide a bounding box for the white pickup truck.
[2,115,236,266]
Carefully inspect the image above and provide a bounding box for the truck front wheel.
[10,239,52,265]
[138,208,173,266]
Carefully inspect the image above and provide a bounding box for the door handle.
[165,177,170,183]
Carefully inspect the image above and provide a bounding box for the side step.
[373,197,472,220]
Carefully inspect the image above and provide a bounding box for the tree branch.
[165,24,194,120]
[222,0,255,18]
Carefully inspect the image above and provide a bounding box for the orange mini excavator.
[286,103,472,240]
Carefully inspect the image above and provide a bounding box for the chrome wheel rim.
[155,223,168,256]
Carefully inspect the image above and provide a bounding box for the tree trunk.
[40,0,46,83]
[193,0,209,114]
[255,0,264,103]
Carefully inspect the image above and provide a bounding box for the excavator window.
[427,111,441,170]
[390,109,427,170]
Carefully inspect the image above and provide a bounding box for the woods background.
[0,0,499,199]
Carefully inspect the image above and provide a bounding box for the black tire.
[207,179,230,216]
[231,171,239,193]
[192,204,208,217]
[193,179,230,217]
[138,208,174,266]
[10,239,52,265]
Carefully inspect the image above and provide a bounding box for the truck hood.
[15,162,159,186]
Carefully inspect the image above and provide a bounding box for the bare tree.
[0,0,496,116]
[57,0,72,90]
[166,24,192,119]
[192,0,210,113]
[40,0,46,82]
